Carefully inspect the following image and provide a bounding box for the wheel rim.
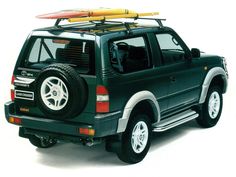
[40,76,69,111]
[208,91,221,119]
[131,121,149,154]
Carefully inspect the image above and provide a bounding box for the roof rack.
[38,10,165,32]
[54,17,165,33]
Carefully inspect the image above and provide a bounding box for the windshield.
[24,37,95,74]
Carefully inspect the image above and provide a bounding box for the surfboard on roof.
[36,8,136,19]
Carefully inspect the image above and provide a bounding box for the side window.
[28,38,66,63]
[156,33,185,65]
[109,36,151,73]
[28,38,41,63]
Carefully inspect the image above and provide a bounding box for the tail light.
[79,128,95,136]
[96,85,109,113]
[11,75,15,101]
[9,117,22,125]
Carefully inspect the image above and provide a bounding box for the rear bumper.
[5,101,121,139]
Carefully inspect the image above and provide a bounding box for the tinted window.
[25,37,95,74]
[109,36,151,73]
[156,33,185,64]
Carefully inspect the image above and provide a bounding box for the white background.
[0,0,236,176]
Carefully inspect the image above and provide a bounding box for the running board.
[152,110,199,132]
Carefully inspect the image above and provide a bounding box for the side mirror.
[191,48,200,58]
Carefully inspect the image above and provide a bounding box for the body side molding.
[117,91,160,133]
[199,67,228,104]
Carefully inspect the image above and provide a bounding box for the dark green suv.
[5,18,228,164]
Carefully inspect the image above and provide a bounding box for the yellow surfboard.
[68,12,159,23]
[89,8,136,16]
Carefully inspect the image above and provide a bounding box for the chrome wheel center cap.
[52,87,61,98]
[52,90,57,96]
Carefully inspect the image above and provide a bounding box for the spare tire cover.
[35,63,87,120]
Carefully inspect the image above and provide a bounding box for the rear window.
[23,37,95,75]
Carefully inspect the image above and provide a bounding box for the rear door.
[155,32,203,111]
[13,33,97,123]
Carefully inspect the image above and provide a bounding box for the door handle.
[170,76,176,83]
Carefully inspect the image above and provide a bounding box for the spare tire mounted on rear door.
[36,63,87,120]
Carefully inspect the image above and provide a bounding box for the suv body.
[5,19,228,163]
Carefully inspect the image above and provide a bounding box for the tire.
[197,86,223,128]
[116,113,152,164]
[35,64,87,120]
[29,135,57,148]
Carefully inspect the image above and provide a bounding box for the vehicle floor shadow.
[150,120,201,151]
[36,120,201,168]
[36,142,125,168]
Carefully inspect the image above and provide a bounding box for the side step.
[153,109,199,132]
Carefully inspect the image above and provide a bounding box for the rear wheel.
[29,135,57,148]
[116,113,151,164]
[197,86,223,128]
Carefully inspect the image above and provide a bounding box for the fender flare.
[117,91,160,133]
[199,67,228,104]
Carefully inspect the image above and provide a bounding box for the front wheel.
[197,86,223,128]
[116,113,151,164]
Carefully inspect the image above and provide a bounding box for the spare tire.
[35,63,87,120]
